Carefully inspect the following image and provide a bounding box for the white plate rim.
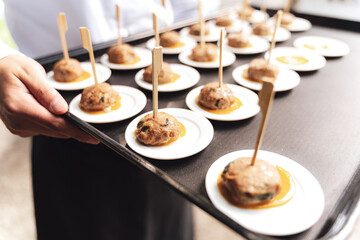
[134,63,200,92]
[284,17,312,32]
[261,27,291,43]
[232,64,301,92]
[100,47,152,70]
[125,108,214,160]
[205,149,325,236]
[178,49,236,69]
[46,62,111,91]
[185,84,260,121]
[69,85,146,123]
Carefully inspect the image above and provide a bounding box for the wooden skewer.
[251,79,275,166]
[284,0,292,13]
[218,28,225,89]
[260,0,267,16]
[152,47,163,120]
[266,10,283,66]
[239,0,247,33]
[116,4,122,45]
[57,13,69,62]
[79,27,98,86]
[152,13,160,47]
[161,0,169,32]
[198,0,205,49]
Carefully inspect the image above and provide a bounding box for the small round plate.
[206,149,325,236]
[224,35,270,55]
[208,19,252,34]
[247,10,269,24]
[134,64,200,92]
[69,85,146,124]
[125,108,214,160]
[232,64,301,92]
[178,49,236,69]
[146,36,197,54]
[179,25,220,42]
[185,84,260,121]
[46,62,111,91]
[260,27,291,42]
[283,17,312,32]
[100,47,151,70]
[293,36,350,57]
[265,47,326,71]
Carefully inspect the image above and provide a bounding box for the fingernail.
[50,98,68,114]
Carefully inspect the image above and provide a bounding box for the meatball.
[135,112,181,146]
[281,12,295,26]
[220,157,281,206]
[107,43,136,64]
[80,82,119,111]
[160,31,181,47]
[198,82,235,110]
[189,23,210,36]
[237,6,254,19]
[143,62,174,84]
[247,58,279,82]
[227,33,250,48]
[53,58,84,82]
[215,15,233,27]
[190,43,218,62]
[252,22,272,36]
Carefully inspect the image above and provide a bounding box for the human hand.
[0,55,99,144]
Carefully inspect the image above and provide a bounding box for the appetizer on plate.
[52,58,85,82]
[227,32,250,48]
[246,58,279,82]
[159,31,181,48]
[190,43,218,62]
[107,43,138,64]
[198,82,235,110]
[252,22,272,36]
[215,15,233,28]
[142,62,177,84]
[189,22,210,36]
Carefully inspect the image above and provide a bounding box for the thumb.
[19,57,68,115]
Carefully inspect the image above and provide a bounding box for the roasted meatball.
[237,6,254,19]
[198,82,235,110]
[80,82,119,111]
[252,22,272,36]
[189,23,210,36]
[227,33,250,48]
[143,62,174,84]
[281,12,295,26]
[135,112,181,146]
[190,43,218,62]
[247,58,279,82]
[160,31,181,47]
[215,15,233,27]
[107,43,136,64]
[220,157,281,206]
[53,58,84,82]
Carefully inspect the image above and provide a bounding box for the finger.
[15,57,68,115]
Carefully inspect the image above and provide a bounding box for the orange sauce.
[276,56,309,65]
[196,96,243,114]
[188,56,218,63]
[161,73,181,85]
[228,43,253,49]
[217,166,295,210]
[64,71,91,83]
[166,42,185,49]
[81,96,121,115]
[111,55,141,65]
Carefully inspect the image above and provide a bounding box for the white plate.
[224,35,270,55]
[283,17,312,32]
[69,85,146,124]
[178,49,236,69]
[208,19,252,34]
[247,10,269,24]
[46,62,111,91]
[293,36,350,57]
[134,64,200,92]
[232,64,301,92]
[100,47,152,70]
[179,25,221,42]
[260,27,291,43]
[265,47,326,71]
[146,36,197,54]
[206,149,325,236]
[185,84,260,121]
[125,108,214,160]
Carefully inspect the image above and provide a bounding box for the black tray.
[37,11,360,240]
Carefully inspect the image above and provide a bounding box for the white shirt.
[3,0,219,59]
